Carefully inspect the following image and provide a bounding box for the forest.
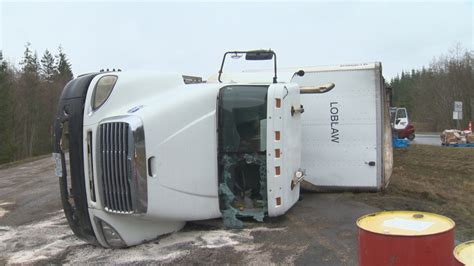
[0,43,73,164]
[0,44,472,164]
[391,45,473,132]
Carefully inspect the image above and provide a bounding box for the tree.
[16,42,42,157]
[0,51,15,163]
[391,44,473,131]
[0,44,76,164]
[19,42,40,76]
[40,49,57,82]
[55,45,73,81]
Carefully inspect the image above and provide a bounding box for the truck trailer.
[292,63,393,191]
[236,63,393,191]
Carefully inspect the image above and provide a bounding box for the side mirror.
[396,119,401,124]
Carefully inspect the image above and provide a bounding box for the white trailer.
[291,63,393,191]
[240,62,393,191]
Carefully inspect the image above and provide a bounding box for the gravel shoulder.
[2,145,471,264]
[0,155,377,265]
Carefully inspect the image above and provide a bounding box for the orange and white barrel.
[357,211,455,266]
[454,240,474,266]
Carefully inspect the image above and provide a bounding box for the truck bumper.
[53,73,100,246]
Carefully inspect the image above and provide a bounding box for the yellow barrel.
[357,211,455,236]
[454,240,474,266]
[357,211,455,266]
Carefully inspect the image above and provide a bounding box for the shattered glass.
[217,86,269,229]
[219,154,267,228]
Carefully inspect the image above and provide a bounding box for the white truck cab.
[391,107,409,130]
[53,50,333,247]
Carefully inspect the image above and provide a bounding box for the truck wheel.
[408,133,415,141]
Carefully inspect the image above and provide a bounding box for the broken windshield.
[217,85,269,229]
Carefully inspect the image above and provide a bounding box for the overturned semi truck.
[53,50,334,248]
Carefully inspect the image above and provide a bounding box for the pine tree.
[0,51,15,163]
[17,42,42,157]
[20,42,40,76]
[40,49,57,82]
[0,45,76,163]
[55,45,73,80]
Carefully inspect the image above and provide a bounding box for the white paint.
[383,218,434,232]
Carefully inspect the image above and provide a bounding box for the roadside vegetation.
[0,43,73,164]
[390,44,473,132]
[353,144,474,242]
[0,44,472,164]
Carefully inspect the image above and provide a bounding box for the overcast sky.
[1,0,472,80]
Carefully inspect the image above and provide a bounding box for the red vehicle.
[396,123,415,140]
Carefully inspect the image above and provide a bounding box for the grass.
[352,144,474,242]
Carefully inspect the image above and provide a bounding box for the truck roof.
[247,62,382,73]
[208,62,382,84]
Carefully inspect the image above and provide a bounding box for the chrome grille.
[99,122,133,213]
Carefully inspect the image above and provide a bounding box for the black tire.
[407,133,415,141]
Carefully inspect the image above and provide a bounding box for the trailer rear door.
[294,68,380,189]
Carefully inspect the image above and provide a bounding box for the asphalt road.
[0,156,379,265]
[411,133,441,146]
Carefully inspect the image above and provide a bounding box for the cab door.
[266,83,302,217]
[394,108,409,130]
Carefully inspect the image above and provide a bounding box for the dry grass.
[353,144,474,241]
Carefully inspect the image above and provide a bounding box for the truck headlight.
[92,75,117,110]
[98,219,126,248]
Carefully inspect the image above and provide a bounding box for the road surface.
[411,133,441,146]
[0,155,379,265]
